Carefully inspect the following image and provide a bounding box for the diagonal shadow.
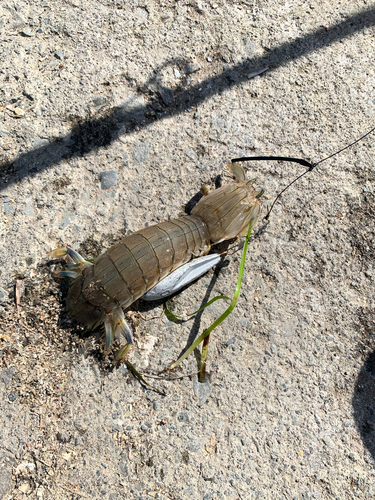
[1,5,374,190]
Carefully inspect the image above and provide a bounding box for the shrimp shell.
[51,163,262,359]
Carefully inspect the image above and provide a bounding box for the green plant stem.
[164,295,230,323]
[124,360,165,396]
[167,223,254,371]
[199,333,210,382]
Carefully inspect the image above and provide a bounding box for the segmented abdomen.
[67,215,210,326]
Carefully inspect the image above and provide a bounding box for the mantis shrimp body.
[51,163,262,360]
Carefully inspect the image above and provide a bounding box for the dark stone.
[8,392,16,402]
[57,431,71,443]
[55,49,64,60]
[184,62,201,74]
[99,170,118,190]
[178,412,190,423]
[159,87,173,105]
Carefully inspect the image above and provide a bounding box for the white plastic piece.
[142,254,221,301]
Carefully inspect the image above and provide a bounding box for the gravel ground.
[1,1,375,499]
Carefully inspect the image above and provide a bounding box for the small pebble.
[22,28,33,37]
[59,212,75,230]
[22,201,34,216]
[239,318,247,327]
[14,107,25,117]
[19,484,31,494]
[92,96,106,113]
[207,57,212,62]
[226,337,236,346]
[184,62,201,74]
[8,392,16,402]
[159,87,173,105]
[178,412,190,423]
[174,68,181,78]
[100,170,118,190]
[153,401,161,411]
[55,49,64,60]
[186,442,202,453]
[161,12,172,22]
[193,375,212,405]
[185,149,196,160]
[3,203,16,215]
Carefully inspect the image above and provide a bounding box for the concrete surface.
[1,1,375,499]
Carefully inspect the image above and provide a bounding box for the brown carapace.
[50,163,262,361]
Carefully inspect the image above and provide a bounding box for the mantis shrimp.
[50,123,375,366]
[50,163,263,361]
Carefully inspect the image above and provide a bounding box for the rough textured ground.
[1,1,375,499]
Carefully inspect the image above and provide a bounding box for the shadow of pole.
[1,6,374,190]
[353,349,375,461]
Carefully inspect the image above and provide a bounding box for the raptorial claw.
[49,246,91,265]
[115,317,133,345]
[48,246,69,258]
[49,246,93,278]
[66,247,91,266]
[66,264,86,272]
[104,317,115,350]
[58,270,79,279]
[227,162,246,181]
[103,306,133,351]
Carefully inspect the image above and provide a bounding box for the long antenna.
[231,125,375,220]
[313,125,375,169]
